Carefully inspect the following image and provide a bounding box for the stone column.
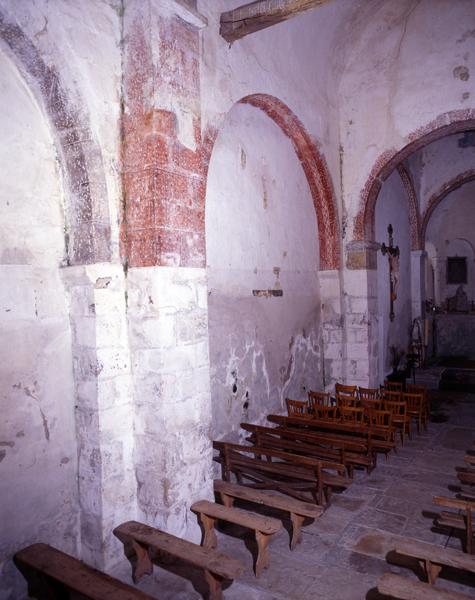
[344,241,380,386]
[126,265,213,541]
[319,270,344,390]
[410,250,426,321]
[62,263,136,569]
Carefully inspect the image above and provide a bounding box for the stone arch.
[421,170,475,245]
[354,110,475,245]
[0,11,111,265]
[396,164,421,251]
[203,93,340,270]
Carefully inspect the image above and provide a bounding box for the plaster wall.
[199,0,357,206]
[375,171,412,378]
[339,0,475,239]
[206,104,321,440]
[0,51,78,598]
[417,134,475,215]
[425,181,475,306]
[0,0,122,260]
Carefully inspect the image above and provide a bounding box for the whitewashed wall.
[206,103,321,440]
[0,51,78,598]
[375,171,412,378]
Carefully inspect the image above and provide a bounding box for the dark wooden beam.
[220,0,334,43]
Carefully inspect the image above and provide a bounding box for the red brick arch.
[396,164,421,251]
[354,110,475,246]
[421,170,475,244]
[0,11,111,265]
[203,94,340,271]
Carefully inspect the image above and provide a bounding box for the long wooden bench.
[267,413,396,453]
[191,499,281,576]
[241,422,374,475]
[378,573,474,600]
[14,543,156,600]
[433,496,475,554]
[214,441,350,505]
[113,521,244,600]
[392,537,475,584]
[214,479,323,550]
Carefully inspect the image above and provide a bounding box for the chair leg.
[255,531,272,576]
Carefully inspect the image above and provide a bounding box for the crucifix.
[380,224,400,322]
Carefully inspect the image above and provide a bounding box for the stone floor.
[128,379,475,599]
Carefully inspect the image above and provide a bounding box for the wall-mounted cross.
[380,224,400,322]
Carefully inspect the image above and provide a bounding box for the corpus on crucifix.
[380,224,400,322]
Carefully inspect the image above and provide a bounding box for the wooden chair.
[384,380,403,392]
[358,386,380,401]
[360,398,382,412]
[340,407,365,424]
[384,400,411,444]
[286,398,310,418]
[336,392,358,408]
[335,383,357,398]
[307,390,331,414]
[366,408,392,429]
[403,391,425,434]
[407,383,429,428]
[381,388,402,403]
[314,404,339,420]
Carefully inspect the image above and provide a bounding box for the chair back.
[340,407,365,424]
[314,405,338,420]
[360,398,382,411]
[402,391,423,414]
[384,400,407,417]
[358,386,380,401]
[308,390,331,412]
[336,393,358,408]
[366,408,392,428]
[335,383,357,398]
[286,398,309,417]
[384,380,403,392]
[380,389,402,403]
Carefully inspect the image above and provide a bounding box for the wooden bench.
[378,572,474,600]
[113,521,244,600]
[214,479,323,550]
[14,543,156,600]
[433,496,475,554]
[241,422,373,476]
[392,536,475,584]
[191,499,281,576]
[214,441,350,505]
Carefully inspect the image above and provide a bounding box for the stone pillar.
[319,270,344,390]
[62,263,136,569]
[410,250,426,321]
[344,241,379,386]
[126,265,213,541]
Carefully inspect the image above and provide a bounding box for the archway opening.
[205,101,322,439]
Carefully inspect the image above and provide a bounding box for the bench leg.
[200,514,218,549]
[289,513,305,550]
[131,540,153,583]
[220,492,234,509]
[255,531,272,577]
[419,559,441,585]
[204,569,223,600]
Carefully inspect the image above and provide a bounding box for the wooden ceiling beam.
[220,0,334,43]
